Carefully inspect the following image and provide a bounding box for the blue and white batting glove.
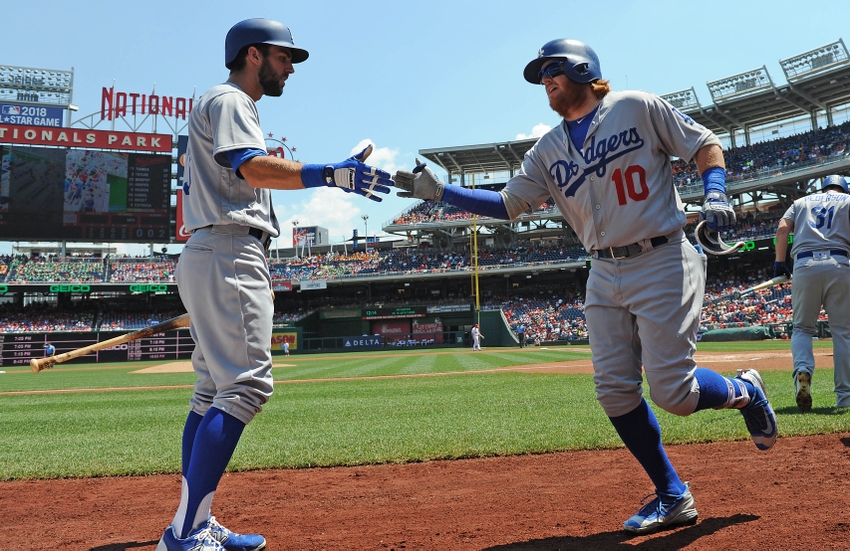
[301,145,394,202]
[700,191,736,231]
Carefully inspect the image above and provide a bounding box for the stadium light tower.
[292,219,300,258]
[361,214,369,252]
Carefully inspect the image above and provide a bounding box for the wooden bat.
[30,313,190,373]
[707,275,790,305]
[738,275,790,297]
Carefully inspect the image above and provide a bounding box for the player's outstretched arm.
[301,145,394,202]
[395,159,528,220]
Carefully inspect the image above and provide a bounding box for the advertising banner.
[0,103,64,127]
[342,336,383,350]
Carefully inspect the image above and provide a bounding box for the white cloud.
[349,139,401,174]
[516,123,552,140]
[275,187,364,248]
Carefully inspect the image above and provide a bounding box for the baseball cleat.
[736,369,778,450]
[208,516,266,551]
[156,524,225,551]
[623,482,698,534]
[795,372,812,413]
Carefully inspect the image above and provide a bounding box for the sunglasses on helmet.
[537,60,567,83]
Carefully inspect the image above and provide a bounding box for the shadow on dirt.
[483,513,759,550]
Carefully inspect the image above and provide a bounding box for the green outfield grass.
[1,341,847,481]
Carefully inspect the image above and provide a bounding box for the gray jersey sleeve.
[208,90,267,167]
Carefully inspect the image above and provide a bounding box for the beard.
[258,58,285,97]
[548,79,588,120]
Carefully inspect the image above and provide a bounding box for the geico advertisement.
[271,332,297,351]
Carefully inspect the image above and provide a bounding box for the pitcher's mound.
[132,361,194,374]
[132,361,297,374]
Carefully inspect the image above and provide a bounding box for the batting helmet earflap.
[821,175,849,193]
[225,19,309,67]
[523,39,602,85]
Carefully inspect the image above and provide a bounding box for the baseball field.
[2,341,848,549]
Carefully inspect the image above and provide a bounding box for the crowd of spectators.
[672,120,850,187]
[108,259,177,282]
[0,304,96,332]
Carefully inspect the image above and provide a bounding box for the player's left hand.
[700,191,736,231]
[323,145,394,202]
[773,261,792,279]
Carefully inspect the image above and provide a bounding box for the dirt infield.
[3,348,849,550]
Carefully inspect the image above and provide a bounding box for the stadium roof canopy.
[661,40,850,146]
[419,139,536,179]
[419,40,850,177]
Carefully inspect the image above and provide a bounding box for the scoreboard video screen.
[0,145,171,241]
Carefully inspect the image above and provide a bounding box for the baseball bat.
[738,275,790,297]
[30,313,190,374]
[707,275,790,305]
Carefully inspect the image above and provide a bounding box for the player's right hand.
[323,145,394,202]
[700,191,736,231]
[773,261,792,279]
[395,159,446,201]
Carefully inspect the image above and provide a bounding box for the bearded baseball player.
[158,18,393,551]
[396,38,777,535]
[774,175,850,412]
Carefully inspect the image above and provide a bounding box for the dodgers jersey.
[783,191,850,258]
[505,90,720,251]
[182,82,280,237]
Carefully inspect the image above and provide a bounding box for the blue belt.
[796,249,847,259]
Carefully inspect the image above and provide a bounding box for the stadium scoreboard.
[0,144,171,241]
[0,329,193,367]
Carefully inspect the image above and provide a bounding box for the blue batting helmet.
[821,175,849,193]
[225,19,309,67]
[523,39,602,85]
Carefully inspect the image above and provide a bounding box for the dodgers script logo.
[550,127,645,197]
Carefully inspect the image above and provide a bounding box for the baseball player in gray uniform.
[774,175,850,412]
[157,18,393,551]
[396,38,777,535]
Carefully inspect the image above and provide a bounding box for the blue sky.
[2,0,848,255]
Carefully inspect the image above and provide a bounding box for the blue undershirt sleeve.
[442,185,510,220]
[225,148,268,179]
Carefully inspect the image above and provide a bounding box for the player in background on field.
[44,342,56,358]
[396,38,777,535]
[471,323,483,350]
[157,18,394,551]
[774,174,850,412]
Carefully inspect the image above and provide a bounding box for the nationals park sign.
[0,123,171,152]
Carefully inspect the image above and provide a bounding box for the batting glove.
[700,191,736,231]
[773,261,792,279]
[301,145,394,202]
[395,158,446,201]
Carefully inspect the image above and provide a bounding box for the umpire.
[775,175,850,412]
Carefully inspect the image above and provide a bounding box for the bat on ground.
[707,275,790,305]
[30,313,190,374]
